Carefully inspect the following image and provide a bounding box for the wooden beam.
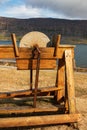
[0,47,75,59]
[0,105,64,114]
[65,50,76,114]
[18,47,75,59]
[16,59,56,70]
[0,114,80,128]
[0,47,15,59]
[0,87,63,99]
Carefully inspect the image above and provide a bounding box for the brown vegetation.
[0,17,87,44]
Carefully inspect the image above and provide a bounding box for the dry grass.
[0,68,56,92]
[74,72,87,96]
[0,67,87,130]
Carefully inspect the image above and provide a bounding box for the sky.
[0,0,87,19]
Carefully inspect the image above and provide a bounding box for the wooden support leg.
[65,50,76,114]
[56,58,65,102]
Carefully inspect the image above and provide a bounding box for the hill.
[0,17,87,43]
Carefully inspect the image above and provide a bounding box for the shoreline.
[74,67,87,72]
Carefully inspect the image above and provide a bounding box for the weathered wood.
[0,105,64,114]
[11,33,19,57]
[19,31,50,47]
[16,59,56,70]
[0,47,75,59]
[17,47,75,59]
[65,50,76,114]
[0,114,80,128]
[53,34,61,57]
[0,87,63,99]
[56,58,65,102]
[0,32,78,127]
[0,47,15,59]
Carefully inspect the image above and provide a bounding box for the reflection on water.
[0,41,19,46]
[75,44,87,68]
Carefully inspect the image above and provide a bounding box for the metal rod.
[30,58,33,90]
[33,46,40,108]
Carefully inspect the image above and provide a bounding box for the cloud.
[0,0,10,4]
[24,0,87,19]
[2,3,60,19]
[1,0,87,19]
[3,5,42,18]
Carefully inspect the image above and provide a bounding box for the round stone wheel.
[20,31,50,48]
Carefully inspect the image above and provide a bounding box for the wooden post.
[65,50,76,114]
[53,34,64,102]
[11,33,19,57]
[53,34,61,57]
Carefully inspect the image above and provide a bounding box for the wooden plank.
[16,59,56,70]
[18,47,75,59]
[0,47,74,59]
[0,114,80,128]
[65,50,76,114]
[0,87,63,99]
[0,105,64,114]
[0,47,15,59]
[56,58,65,102]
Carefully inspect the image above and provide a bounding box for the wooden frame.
[0,33,80,128]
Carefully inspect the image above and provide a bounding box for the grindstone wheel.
[20,31,50,47]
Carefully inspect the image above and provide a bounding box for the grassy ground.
[0,67,86,130]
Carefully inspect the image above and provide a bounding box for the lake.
[0,41,87,68]
[74,44,87,68]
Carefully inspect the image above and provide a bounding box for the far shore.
[74,67,87,72]
[0,36,87,44]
